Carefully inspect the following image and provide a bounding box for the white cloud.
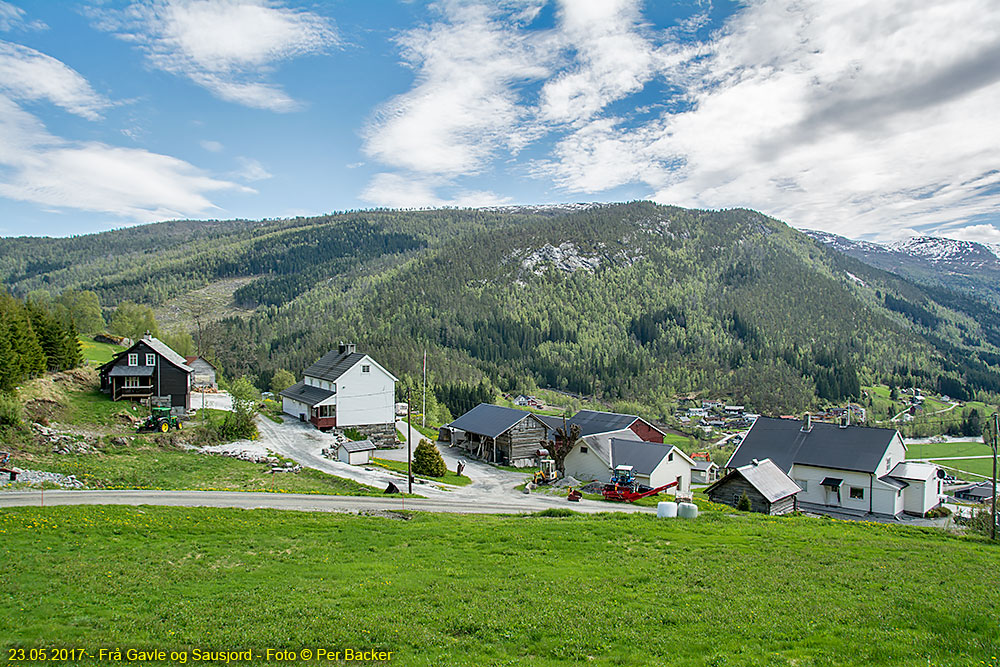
[0,41,108,119]
[360,172,510,209]
[363,2,550,178]
[93,0,337,112]
[940,223,1000,246]
[232,156,271,181]
[0,2,46,32]
[200,139,224,152]
[0,94,247,221]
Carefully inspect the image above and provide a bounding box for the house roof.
[101,336,193,373]
[107,365,154,377]
[888,461,940,482]
[958,483,996,499]
[610,438,679,476]
[878,475,908,490]
[449,403,544,439]
[706,458,801,503]
[569,410,644,437]
[340,438,376,453]
[184,356,217,369]
[693,461,718,471]
[278,381,336,407]
[303,350,368,382]
[726,416,899,474]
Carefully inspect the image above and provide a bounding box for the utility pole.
[407,388,413,495]
[422,350,427,428]
[991,411,998,541]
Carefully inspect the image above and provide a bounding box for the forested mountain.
[3,202,999,416]
[804,229,1000,304]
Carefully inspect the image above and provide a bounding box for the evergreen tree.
[412,439,447,477]
[270,369,296,394]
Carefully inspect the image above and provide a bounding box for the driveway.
[191,390,232,411]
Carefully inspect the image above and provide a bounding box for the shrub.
[925,506,952,518]
[412,439,447,477]
[343,428,364,441]
[736,491,752,512]
[0,393,22,427]
[531,508,579,518]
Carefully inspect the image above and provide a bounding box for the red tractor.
[601,464,677,502]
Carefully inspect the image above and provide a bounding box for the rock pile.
[32,423,96,455]
[1,468,85,488]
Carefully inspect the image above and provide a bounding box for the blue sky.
[1,0,999,245]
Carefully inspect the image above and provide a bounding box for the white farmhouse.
[563,430,696,493]
[726,416,944,518]
[279,344,398,446]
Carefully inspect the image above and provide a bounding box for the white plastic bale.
[678,502,699,519]
[657,501,678,518]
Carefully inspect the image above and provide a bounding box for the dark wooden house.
[98,334,193,412]
[444,403,549,467]
[706,458,801,515]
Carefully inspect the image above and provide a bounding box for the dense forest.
[3,202,999,417]
[0,291,82,393]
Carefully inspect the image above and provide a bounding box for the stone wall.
[350,422,397,448]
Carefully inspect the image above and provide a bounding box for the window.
[362,365,370,373]
[850,487,864,500]
[579,446,588,454]
[668,452,674,461]
[128,353,138,366]
[124,377,140,388]
[795,479,808,492]
[146,354,156,366]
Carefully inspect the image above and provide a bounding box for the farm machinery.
[601,464,677,502]
[138,406,182,433]
[531,449,559,485]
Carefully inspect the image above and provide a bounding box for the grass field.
[78,339,123,366]
[906,441,992,459]
[934,458,996,479]
[371,457,472,487]
[0,506,997,666]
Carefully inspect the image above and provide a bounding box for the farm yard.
[1,506,998,667]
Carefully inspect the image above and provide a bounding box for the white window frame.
[128,353,138,366]
[124,376,140,388]
[146,353,156,366]
[579,446,588,454]
[362,365,370,373]
[850,486,865,500]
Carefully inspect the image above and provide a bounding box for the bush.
[967,506,997,538]
[412,439,447,477]
[925,505,952,518]
[343,428,364,441]
[0,393,22,427]
[736,491,752,512]
[530,508,579,518]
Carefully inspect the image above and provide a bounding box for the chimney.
[751,458,760,466]
[338,342,356,355]
[143,330,152,341]
[801,413,812,433]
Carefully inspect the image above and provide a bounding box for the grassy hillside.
[0,506,997,666]
[4,203,1000,417]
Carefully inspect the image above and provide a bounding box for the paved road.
[0,489,654,515]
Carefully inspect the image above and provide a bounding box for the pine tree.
[412,439,447,477]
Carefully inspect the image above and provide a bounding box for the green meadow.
[1,506,997,667]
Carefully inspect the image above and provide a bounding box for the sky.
[0,0,999,245]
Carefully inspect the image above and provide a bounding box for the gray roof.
[569,410,641,437]
[449,403,544,439]
[610,438,677,476]
[278,381,335,407]
[888,461,939,481]
[107,365,154,377]
[140,336,193,372]
[958,483,995,499]
[727,416,899,474]
[694,461,718,471]
[303,350,367,382]
[879,475,908,490]
[577,429,636,467]
[707,458,801,503]
[340,438,376,453]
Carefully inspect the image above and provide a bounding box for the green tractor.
[138,406,182,433]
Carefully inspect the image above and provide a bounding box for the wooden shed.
[446,403,549,467]
[706,458,801,515]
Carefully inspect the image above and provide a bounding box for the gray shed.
[706,458,801,515]
[185,356,218,389]
[338,439,376,465]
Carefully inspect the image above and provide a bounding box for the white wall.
[563,442,611,482]
[335,357,395,427]
[648,452,693,492]
[791,464,902,515]
[338,446,371,465]
[282,397,309,420]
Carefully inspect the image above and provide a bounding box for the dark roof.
[820,477,844,487]
[727,416,899,474]
[100,336,192,373]
[879,476,908,490]
[278,381,335,407]
[107,365,154,377]
[706,458,801,503]
[449,403,543,439]
[340,438,376,453]
[568,410,641,437]
[303,350,367,382]
[957,483,995,499]
[609,438,676,476]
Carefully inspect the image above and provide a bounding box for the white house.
[726,416,944,517]
[692,460,720,484]
[337,439,376,465]
[563,430,695,493]
[279,344,398,446]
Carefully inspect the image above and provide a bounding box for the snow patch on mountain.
[519,242,602,276]
[885,236,986,262]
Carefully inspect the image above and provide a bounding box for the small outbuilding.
[185,356,218,389]
[338,439,376,465]
[706,458,801,515]
[444,403,549,466]
[692,460,720,484]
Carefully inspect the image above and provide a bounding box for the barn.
[706,458,801,515]
[444,404,549,467]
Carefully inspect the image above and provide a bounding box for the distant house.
[443,403,549,467]
[98,333,192,412]
[727,416,944,517]
[184,356,217,389]
[692,460,720,484]
[279,343,397,445]
[953,481,996,503]
[562,409,668,443]
[563,432,695,492]
[706,458,801,515]
[337,439,376,465]
[513,395,530,406]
